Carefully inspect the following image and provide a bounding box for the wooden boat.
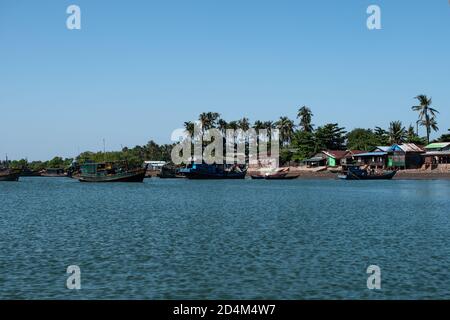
[20,168,41,177]
[250,168,299,180]
[338,166,396,180]
[157,164,185,178]
[40,168,67,177]
[180,163,246,179]
[78,162,147,183]
[0,168,21,181]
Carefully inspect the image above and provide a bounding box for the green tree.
[435,129,450,143]
[184,121,195,139]
[297,106,314,132]
[217,119,228,135]
[315,123,346,150]
[374,126,389,145]
[237,117,250,131]
[346,128,378,151]
[291,130,316,161]
[388,121,406,144]
[418,117,439,144]
[412,94,439,144]
[405,124,426,145]
[275,116,295,146]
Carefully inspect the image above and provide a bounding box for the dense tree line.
[4,140,174,171]
[3,94,446,169]
[180,95,446,164]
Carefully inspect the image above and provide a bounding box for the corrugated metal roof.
[401,143,424,152]
[322,150,348,159]
[425,142,450,150]
[354,152,387,157]
[424,151,450,156]
[305,157,326,162]
[374,146,391,152]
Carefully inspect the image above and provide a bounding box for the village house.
[388,143,424,169]
[305,150,364,168]
[422,142,450,169]
[352,146,391,169]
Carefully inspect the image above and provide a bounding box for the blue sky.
[1,0,449,160]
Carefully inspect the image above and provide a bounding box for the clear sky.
[1,0,449,160]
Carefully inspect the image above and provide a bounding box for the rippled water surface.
[1,177,450,299]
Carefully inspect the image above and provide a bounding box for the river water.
[1,177,450,299]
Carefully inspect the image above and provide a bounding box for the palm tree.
[217,119,228,135]
[237,117,250,131]
[263,121,276,143]
[198,112,220,132]
[412,95,439,144]
[184,121,195,140]
[388,121,406,144]
[297,106,314,132]
[275,116,295,146]
[227,121,239,131]
[253,120,264,131]
[418,117,439,143]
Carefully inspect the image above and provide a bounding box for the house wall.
[328,157,336,167]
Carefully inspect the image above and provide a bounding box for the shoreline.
[248,168,450,180]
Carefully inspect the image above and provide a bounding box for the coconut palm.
[263,121,276,142]
[412,95,439,144]
[418,117,439,143]
[217,119,228,135]
[297,106,314,132]
[388,121,406,144]
[253,120,265,131]
[237,117,250,131]
[227,121,239,131]
[198,112,220,132]
[275,116,295,146]
[184,121,195,140]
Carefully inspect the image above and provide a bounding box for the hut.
[304,153,327,167]
[351,147,390,169]
[388,143,424,169]
[422,142,450,168]
[322,150,349,167]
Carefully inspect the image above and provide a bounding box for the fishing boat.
[0,168,21,181]
[157,164,185,178]
[78,161,147,182]
[180,163,246,179]
[20,167,41,177]
[40,168,67,177]
[250,168,299,180]
[0,155,21,181]
[338,166,396,180]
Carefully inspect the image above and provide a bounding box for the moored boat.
[0,168,21,181]
[78,162,147,182]
[158,164,185,178]
[250,168,299,180]
[180,163,246,179]
[40,168,67,177]
[338,166,396,180]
